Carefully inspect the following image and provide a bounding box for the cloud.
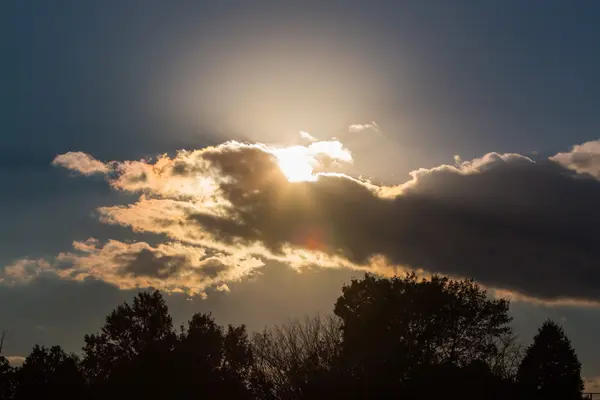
[0,259,54,284]
[550,139,600,179]
[348,121,379,133]
[51,152,111,175]
[22,138,600,303]
[585,376,600,393]
[185,147,600,303]
[1,239,264,296]
[87,140,352,195]
[299,130,318,142]
[6,356,25,366]
[216,283,230,292]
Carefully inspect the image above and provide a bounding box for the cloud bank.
[4,138,600,302]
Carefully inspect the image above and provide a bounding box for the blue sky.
[2,0,600,388]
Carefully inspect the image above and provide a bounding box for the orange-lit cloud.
[23,137,600,302]
[51,151,111,175]
[1,238,263,297]
[585,376,600,393]
[5,356,26,366]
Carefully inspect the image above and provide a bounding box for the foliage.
[12,345,84,400]
[0,273,588,399]
[334,273,512,390]
[81,290,176,384]
[517,319,584,400]
[0,355,14,399]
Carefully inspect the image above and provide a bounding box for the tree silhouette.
[0,355,14,399]
[12,345,84,400]
[80,290,254,399]
[170,312,255,399]
[221,324,255,393]
[82,290,175,378]
[487,331,525,380]
[333,273,513,397]
[81,290,176,399]
[0,274,590,399]
[251,315,343,399]
[404,359,512,400]
[517,319,584,400]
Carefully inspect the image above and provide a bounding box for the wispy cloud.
[51,151,111,176]
[348,121,379,133]
[299,130,318,142]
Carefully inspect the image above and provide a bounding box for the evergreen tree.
[517,320,583,400]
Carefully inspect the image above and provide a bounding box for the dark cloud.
[184,146,600,303]
[114,246,236,284]
[188,213,259,245]
[199,259,229,279]
[116,248,189,279]
[40,139,600,304]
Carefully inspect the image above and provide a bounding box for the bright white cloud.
[299,130,318,142]
[550,139,600,179]
[349,121,379,133]
[272,140,352,182]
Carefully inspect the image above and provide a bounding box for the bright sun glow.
[275,147,317,182]
[272,140,353,182]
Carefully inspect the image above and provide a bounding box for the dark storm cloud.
[174,143,600,303]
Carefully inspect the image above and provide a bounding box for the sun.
[274,147,318,182]
[272,140,353,182]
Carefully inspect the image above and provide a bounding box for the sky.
[2,0,600,390]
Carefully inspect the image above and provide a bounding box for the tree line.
[0,273,585,399]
